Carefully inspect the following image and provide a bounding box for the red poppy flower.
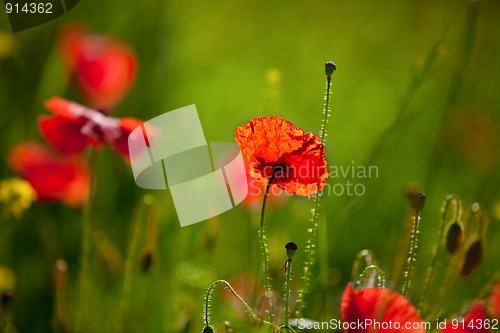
[7,142,89,207]
[39,96,142,157]
[235,116,328,197]
[58,23,137,110]
[340,283,425,333]
[439,302,490,333]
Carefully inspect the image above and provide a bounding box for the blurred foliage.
[1,0,500,332]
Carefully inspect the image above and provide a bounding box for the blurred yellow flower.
[0,178,37,219]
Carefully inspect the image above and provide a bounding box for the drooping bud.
[460,237,483,278]
[285,242,298,259]
[446,222,464,255]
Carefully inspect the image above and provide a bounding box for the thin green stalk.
[298,63,334,317]
[76,148,98,333]
[259,172,277,322]
[418,195,460,315]
[114,196,152,333]
[284,259,292,329]
[358,265,386,289]
[400,210,421,298]
[204,280,280,332]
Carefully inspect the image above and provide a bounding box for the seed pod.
[460,237,483,278]
[285,242,298,259]
[446,222,464,255]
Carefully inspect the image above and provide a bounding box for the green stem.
[400,210,421,298]
[358,265,386,289]
[319,76,331,144]
[284,259,292,328]
[418,195,460,315]
[114,196,151,333]
[76,148,98,333]
[204,280,280,332]
[259,172,277,322]
[298,72,332,317]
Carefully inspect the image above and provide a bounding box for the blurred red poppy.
[439,302,490,333]
[235,116,328,197]
[58,23,137,110]
[340,282,425,333]
[7,142,89,207]
[39,96,142,157]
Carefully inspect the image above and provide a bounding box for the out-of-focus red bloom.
[340,282,425,333]
[58,24,137,110]
[39,97,142,157]
[440,302,490,333]
[486,282,500,320]
[235,116,328,197]
[7,142,89,207]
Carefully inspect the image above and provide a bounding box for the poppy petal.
[7,142,89,207]
[235,116,327,197]
[44,96,85,121]
[112,117,143,157]
[440,302,489,333]
[341,283,425,333]
[38,115,88,155]
[58,24,137,109]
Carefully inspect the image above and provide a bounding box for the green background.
[1,0,500,332]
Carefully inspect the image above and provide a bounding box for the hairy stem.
[204,280,280,332]
[284,259,292,328]
[418,195,460,315]
[400,210,421,298]
[114,196,152,333]
[259,172,277,321]
[298,72,332,317]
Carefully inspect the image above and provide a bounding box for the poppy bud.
[406,188,426,213]
[285,242,298,259]
[460,237,483,278]
[324,61,336,78]
[203,325,215,333]
[446,222,463,255]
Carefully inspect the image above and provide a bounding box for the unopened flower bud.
[324,61,337,78]
[460,237,483,278]
[285,242,298,259]
[446,222,463,255]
